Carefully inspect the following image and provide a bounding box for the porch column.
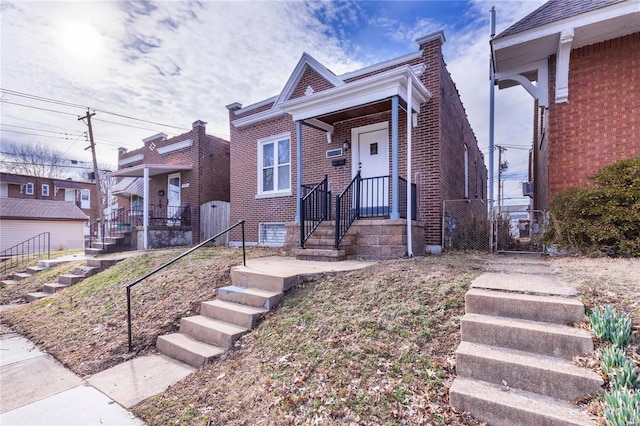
[295,120,302,223]
[143,167,149,249]
[391,95,400,219]
[406,78,413,257]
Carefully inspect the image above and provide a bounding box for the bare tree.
[0,142,70,178]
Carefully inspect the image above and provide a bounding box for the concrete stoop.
[25,258,124,302]
[450,259,603,425]
[157,266,300,367]
[84,234,129,256]
[295,222,349,262]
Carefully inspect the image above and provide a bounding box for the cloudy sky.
[0,0,545,203]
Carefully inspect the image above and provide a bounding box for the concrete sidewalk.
[0,324,194,425]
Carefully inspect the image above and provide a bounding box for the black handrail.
[334,171,361,249]
[1,232,50,275]
[87,207,132,249]
[125,220,246,352]
[300,174,330,248]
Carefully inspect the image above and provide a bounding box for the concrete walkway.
[1,255,375,425]
[0,323,196,425]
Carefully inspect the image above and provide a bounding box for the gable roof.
[0,198,89,220]
[272,52,344,109]
[495,0,627,39]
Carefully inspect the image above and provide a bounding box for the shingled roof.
[0,198,88,220]
[495,0,627,39]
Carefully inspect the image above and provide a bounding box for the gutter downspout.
[143,167,149,249]
[406,77,413,257]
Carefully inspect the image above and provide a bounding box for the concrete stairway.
[450,260,603,425]
[25,258,121,302]
[292,222,350,262]
[1,258,69,287]
[85,234,129,256]
[157,263,299,367]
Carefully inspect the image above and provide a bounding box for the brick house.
[108,120,230,249]
[226,31,487,259]
[0,172,96,251]
[491,0,640,211]
[0,172,98,221]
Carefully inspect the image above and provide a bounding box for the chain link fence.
[442,200,491,251]
[495,209,547,252]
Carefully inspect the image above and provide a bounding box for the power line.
[1,123,83,137]
[93,118,177,133]
[2,114,83,132]
[2,100,80,116]
[0,129,78,140]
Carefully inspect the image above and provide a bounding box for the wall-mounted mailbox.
[332,159,346,167]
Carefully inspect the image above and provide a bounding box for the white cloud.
[1,0,547,204]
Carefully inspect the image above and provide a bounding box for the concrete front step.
[26,265,48,274]
[42,282,70,294]
[0,280,18,287]
[156,333,226,367]
[200,300,268,329]
[471,272,578,297]
[84,248,105,256]
[230,268,298,292]
[455,341,603,400]
[179,315,248,348]
[58,274,85,286]
[26,291,49,302]
[217,285,283,309]
[460,313,594,359]
[13,272,32,281]
[292,248,346,262]
[85,258,119,268]
[449,377,597,426]
[465,288,585,325]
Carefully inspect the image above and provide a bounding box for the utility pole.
[496,145,508,217]
[78,109,104,224]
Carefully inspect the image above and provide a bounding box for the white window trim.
[25,182,34,195]
[81,189,91,209]
[257,132,291,197]
[42,184,50,197]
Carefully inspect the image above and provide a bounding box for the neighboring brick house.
[227,31,487,259]
[0,172,98,222]
[492,0,640,211]
[108,120,230,249]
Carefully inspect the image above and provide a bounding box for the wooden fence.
[200,201,230,246]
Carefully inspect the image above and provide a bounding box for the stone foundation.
[133,226,193,250]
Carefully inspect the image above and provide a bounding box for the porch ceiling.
[108,163,193,178]
[312,99,402,126]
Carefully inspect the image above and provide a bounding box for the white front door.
[352,123,389,215]
[167,173,181,225]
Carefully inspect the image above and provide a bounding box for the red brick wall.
[3,174,98,221]
[546,33,640,204]
[290,67,336,99]
[117,122,230,245]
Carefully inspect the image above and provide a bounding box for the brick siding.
[117,122,230,245]
[540,33,640,208]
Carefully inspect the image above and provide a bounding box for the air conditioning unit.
[522,181,534,198]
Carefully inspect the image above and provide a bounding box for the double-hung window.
[258,133,290,196]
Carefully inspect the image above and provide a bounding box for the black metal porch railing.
[334,171,361,249]
[125,220,246,352]
[133,204,192,227]
[300,175,331,248]
[334,173,417,250]
[398,177,417,220]
[359,175,390,218]
[87,207,132,249]
[1,232,50,275]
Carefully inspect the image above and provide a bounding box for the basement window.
[259,222,286,247]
